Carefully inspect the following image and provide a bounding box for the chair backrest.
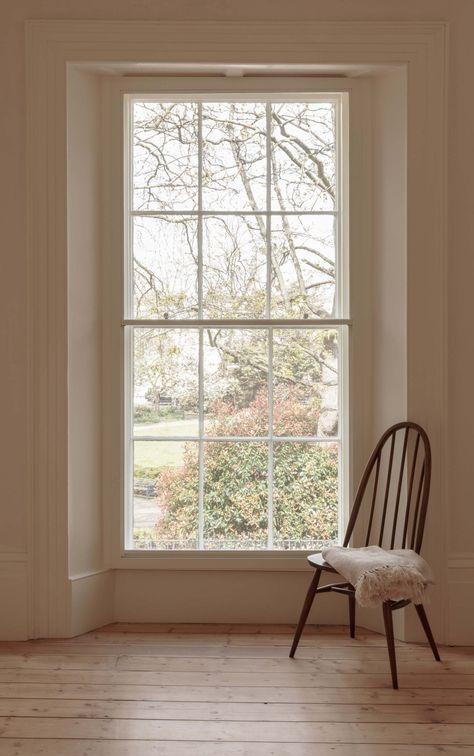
[343,422,431,554]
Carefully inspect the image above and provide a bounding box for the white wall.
[371,68,407,438]
[67,67,104,580]
[359,67,408,638]
[0,0,472,642]
[66,66,386,630]
[65,62,430,634]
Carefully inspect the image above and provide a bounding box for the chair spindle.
[379,433,396,546]
[402,432,420,548]
[391,427,410,549]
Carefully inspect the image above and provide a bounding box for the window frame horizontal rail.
[123,319,352,328]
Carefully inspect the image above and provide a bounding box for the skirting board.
[447,553,474,645]
[0,557,29,640]
[69,569,114,637]
[114,569,349,625]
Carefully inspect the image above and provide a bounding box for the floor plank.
[1,668,473,688]
[1,682,474,705]
[0,742,472,756]
[0,642,451,660]
[0,699,472,723]
[1,718,474,744]
[0,653,469,675]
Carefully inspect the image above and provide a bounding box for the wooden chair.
[289,421,440,689]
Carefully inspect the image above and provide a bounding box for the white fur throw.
[320,545,434,608]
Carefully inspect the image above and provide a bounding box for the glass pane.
[271,215,336,318]
[204,442,268,549]
[203,329,269,436]
[133,441,199,549]
[133,328,199,436]
[133,216,198,319]
[202,102,266,211]
[271,102,336,211]
[273,442,339,550]
[273,329,339,437]
[203,215,267,318]
[132,102,198,211]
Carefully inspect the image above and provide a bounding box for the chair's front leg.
[289,569,322,658]
[382,601,398,689]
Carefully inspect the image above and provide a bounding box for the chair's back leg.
[382,601,399,689]
[348,592,356,639]
[414,604,441,661]
[289,569,322,658]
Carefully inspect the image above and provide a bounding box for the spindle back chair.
[289,421,440,689]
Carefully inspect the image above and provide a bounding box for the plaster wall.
[0,0,471,642]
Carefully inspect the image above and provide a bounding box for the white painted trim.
[0,552,28,563]
[447,553,474,571]
[104,75,366,567]
[26,20,448,638]
[69,569,114,637]
[0,560,29,640]
[69,568,112,582]
[446,552,474,643]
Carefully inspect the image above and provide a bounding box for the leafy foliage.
[154,388,338,548]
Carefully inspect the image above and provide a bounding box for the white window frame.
[101,76,370,569]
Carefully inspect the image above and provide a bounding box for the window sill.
[113,550,326,571]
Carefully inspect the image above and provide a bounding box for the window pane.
[133,216,198,319]
[202,102,266,211]
[273,329,339,437]
[203,215,267,318]
[203,329,269,436]
[133,328,199,436]
[133,441,199,549]
[271,102,336,211]
[273,442,339,549]
[132,102,198,211]
[204,442,268,549]
[126,96,346,553]
[271,215,336,318]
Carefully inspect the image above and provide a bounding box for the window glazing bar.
[123,319,351,328]
[197,103,204,550]
[131,210,338,217]
[132,436,341,443]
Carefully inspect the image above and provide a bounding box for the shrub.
[153,387,339,548]
[134,404,186,424]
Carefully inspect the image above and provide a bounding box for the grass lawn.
[134,418,198,470]
[134,418,198,438]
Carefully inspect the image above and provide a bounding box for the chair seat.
[307,552,338,572]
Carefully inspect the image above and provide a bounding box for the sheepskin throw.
[320,545,434,608]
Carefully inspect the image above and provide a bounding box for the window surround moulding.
[26,20,448,638]
[102,76,355,568]
[72,61,400,78]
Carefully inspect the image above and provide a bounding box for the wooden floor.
[0,624,472,754]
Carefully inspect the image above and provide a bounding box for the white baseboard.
[446,552,474,645]
[69,569,114,637]
[114,569,349,625]
[0,556,29,640]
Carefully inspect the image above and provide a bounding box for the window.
[123,92,349,552]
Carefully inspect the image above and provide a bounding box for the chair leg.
[414,604,441,661]
[382,601,398,689]
[289,569,322,658]
[348,592,356,639]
